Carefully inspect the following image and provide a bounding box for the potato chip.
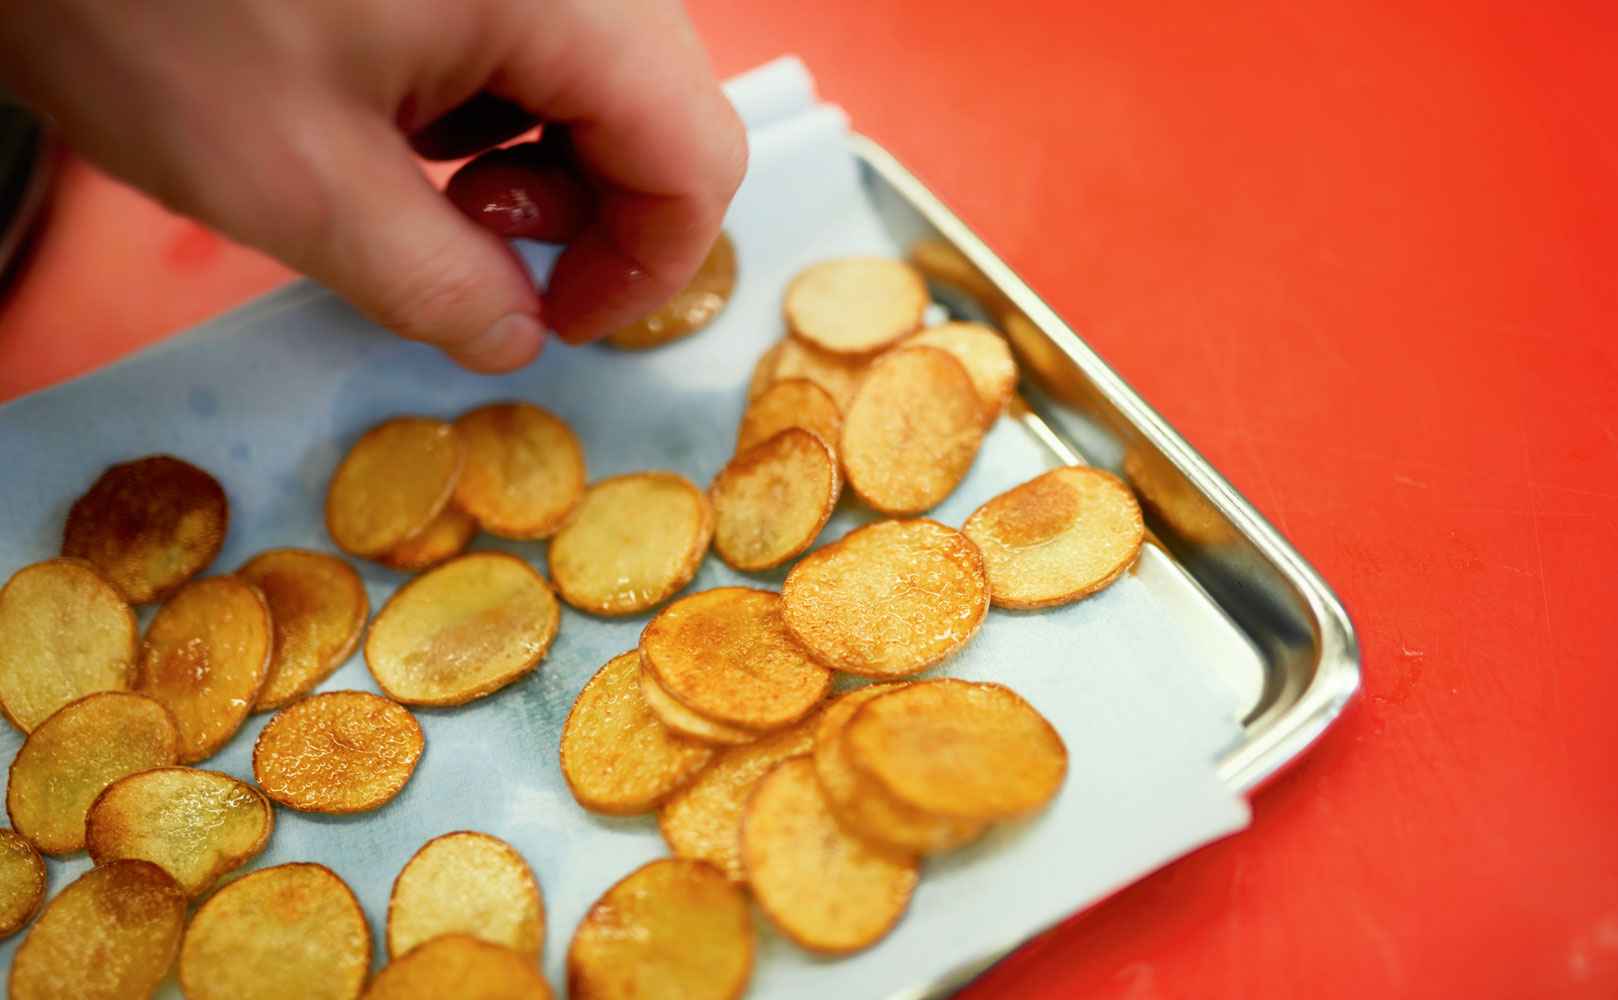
[6,691,179,854]
[365,552,559,705]
[782,519,989,677]
[8,859,186,1000]
[548,472,712,616]
[741,756,918,954]
[367,934,553,1000]
[387,831,545,958]
[710,430,840,572]
[907,238,1010,317]
[326,417,465,557]
[0,828,45,938]
[382,507,479,572]
[607,232,737,350]
[642,588,831,731]
[452,402,586,539]
[567,858,752,1000]
[748,336,867,411]
[561,652,714,814]
[735,378,843,455]
[963,466,1146,608]
[253,690,424,813]
[638,662,757,747]
[60,454,228,604]
[845,679,1067,820]
[840,346,986,514]
[784,257,928,355]
[178,862,371,1000]
[903,322,1018,424]
[85,767,273,897]
[744,340,785,402]
[135,575,273,762]
[0,558,136,732]
[237,549,369,710]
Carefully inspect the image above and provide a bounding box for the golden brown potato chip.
[8,859,186,1000]
[381,507,479,572]
[907,238,1010,316]
[452,402,586,539]
[903,322,1018,424]
[744,340,785,402]
[178,862,371,1000]
[567,858,752,1000]
[60,454,228,604]
[840,346,986,515]
[642,588,831,731]
[784,257,928,356]
[85,767,273,897]
[735,378,843,455]
[782,519,989,677]
[560,652,714,814]
[548,472,712,616]
[607,232,737,350]
[387,831,545,959]
[365,552,559,705]
[135,575,273,762]
[0,558,137,733]
[237,549,369,711]
[367,933,553,1000]
[638,662,757,747]
[6,691,179,854]
[742,756,918,954]
[710,430,840,572]
[748,336,868,411]
[963,466,1145,608]
[845,679,1067,820]
[326,417,465,557]
[0,828,45,938]
[253,690,424,813]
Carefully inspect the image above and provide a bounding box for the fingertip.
[448,312,547,372]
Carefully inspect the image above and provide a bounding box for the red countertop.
[3,2,1616,997]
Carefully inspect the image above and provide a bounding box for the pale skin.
[0,0,748,371]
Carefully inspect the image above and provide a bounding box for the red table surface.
[3,2,1615,996]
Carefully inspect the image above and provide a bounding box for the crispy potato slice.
[253,690,424,813]
[561,652,714,814]
[0,828,45,938]
[367,933,553,999]
[6,691,179,854]
[907,238,1010,317]
[85,767,273,897]
[744,340,785,402]
[178,862,371,1000]
[382,507,479,572]
[642,588,831,731]
[638,661,757,747]
[366,552,559,705]
[784,257,928,355]
[845,679,1067,820]
[387,831,545,959]
[608,232,737,350]
[735,378,843,454]
[548,472,712,616]
[135,575,272,762]
[452,402,586,539]
[567,858,752,1000]
[0,558,137,732]
[903,322,1018,424]
[326,417,465,557]
[748,336,867,411]
[237,549,369,710]
[60,454,228,604]
[963,466,1145,608]
[710,430,841,572]
[782,519,989,677]
[840,346,986,514]
[742,756,918,954]
[8,859,186,1000]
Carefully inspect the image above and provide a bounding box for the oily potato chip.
[735,378,843,454]
[963,466,1145,608]
[567,858,752,1000]
[840,346,986,515]
[366,552,559,705]
[741,756,918,954]
[6,691,179,854]
[845,679,1067,820]
[8,859,186,1000]
[253,690,424,813]
[85,767,272,897]
[387,831,545,959]
[782,519,989,677]
[638,662,757,747]
[382,507,479,572]
[60,454,228,604]
[903,322,1018,424]
[0,558,137,732]
[608,232,737,350]
[710,429,841,572]
[452,402,586,539]
[0,828,45,938]
[135,575,273,762]
[237,549,368,710]
[748,336,868,411]
[784,257,929,355]
[326,417,465,557]
[179,862,371,1000]
[560,652,714,814]
[367,933,553,1000]
[548,472,712,616]
[907,238,1011,317]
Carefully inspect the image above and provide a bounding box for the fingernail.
[457,313,545,373]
